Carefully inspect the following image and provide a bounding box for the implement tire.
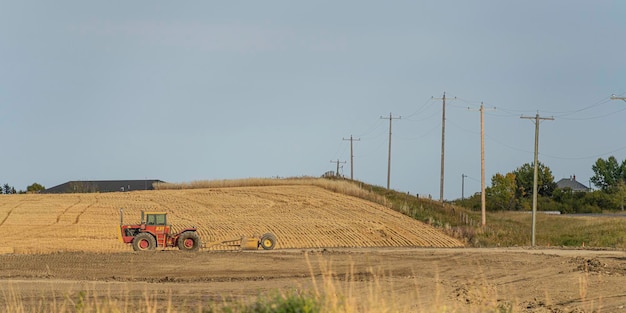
[177,232,200,252]
[132,233,156,251]
[259,233,277,250]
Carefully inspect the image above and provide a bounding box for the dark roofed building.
[556,175,589,192]
[44,180,164,194]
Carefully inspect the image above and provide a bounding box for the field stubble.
[0,184,462,254]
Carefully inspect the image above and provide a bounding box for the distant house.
[44,180,164,194]
[556,175,589,192]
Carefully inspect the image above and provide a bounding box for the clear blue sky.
[1,1,625,199]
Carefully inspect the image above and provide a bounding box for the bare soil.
[1,247,625,312]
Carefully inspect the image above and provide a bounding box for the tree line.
[0,183,45,194]
[455,156,626,213]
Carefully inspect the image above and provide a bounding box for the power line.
[355,119,387,138]
[556,106,626,121]
[464,175,481,183]
[395,123,440,141]
[402,97,435,119]
[460,96,616,120]
[482,133,626,161]
[484,133,532,154]
[331,138,348,160]
[400,109,440,122]
[539,144,626,160]
[541,97,611,117]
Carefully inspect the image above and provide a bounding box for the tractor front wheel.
[132,233,156,251]
[177,231,200,251]
[259,233,277,250]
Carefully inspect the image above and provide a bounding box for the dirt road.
[1,247,624,312]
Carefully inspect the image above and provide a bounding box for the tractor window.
[146,214,166,225]
[155,214,166,225]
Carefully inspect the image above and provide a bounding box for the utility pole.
[432,92,456,202]
[461,174,467,201]
[520,113,554,247]
[343,135,360,180]
[380,113,401,189]
[469,103,495,227]
[611,94,626,102]
[330,159,347,178]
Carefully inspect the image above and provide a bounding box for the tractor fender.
[135,229,158,239]
[174,228,197,237]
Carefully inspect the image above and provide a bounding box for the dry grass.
[0,259,508,313]
[482,211,626,248]
[3,253,605,313]
[153,177,389,206]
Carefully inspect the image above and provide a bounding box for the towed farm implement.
[118,209,277,252]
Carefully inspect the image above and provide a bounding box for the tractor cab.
[143,211,167,226]
[141,211,170,236]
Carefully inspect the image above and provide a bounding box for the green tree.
[615,181,626,211]
[486,172,518,211]
[590,156,626,193]
[2,183,13,194]
[583,190,615,212]
[26,182,45,193]
[512,162,556,198]
[552,187,590,214]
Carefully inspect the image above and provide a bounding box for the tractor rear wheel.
[259,233,277,250]
[132,233,156,251]
[177,231,200,251]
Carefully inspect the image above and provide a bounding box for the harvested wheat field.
[1,181,625,312]
[0,183,462,254]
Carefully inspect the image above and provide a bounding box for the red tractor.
[118,209,201,252]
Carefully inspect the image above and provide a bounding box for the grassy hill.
[157,177,626,249]
[328,178,626,249]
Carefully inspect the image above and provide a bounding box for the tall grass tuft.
[217,290,321,313]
